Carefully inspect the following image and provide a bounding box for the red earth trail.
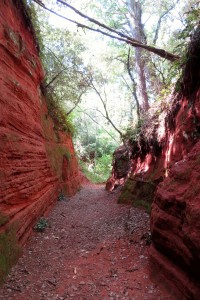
[0,183,177,300]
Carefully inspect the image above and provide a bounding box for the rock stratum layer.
[107,26,200,299]
[0,0,80,247]
[150,27,200,300]
[151,139,200,299]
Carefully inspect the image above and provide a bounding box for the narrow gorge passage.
[0,184,176,300]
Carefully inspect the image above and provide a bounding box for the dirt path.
[0,184,176,300]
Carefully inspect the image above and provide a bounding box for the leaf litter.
[0,183,177,300]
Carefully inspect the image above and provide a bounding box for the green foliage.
[34,217,48,232]
[119,192,151,214]
[93,154,112,181]
[75,124,117,183]
[26,2,88,135]
[25,0,200,188]
[38,18,89,133]
[0,225,21,285]
[79,158,111,183]
[22,0,44,55]
[118,189,133,204]
[123,119,143,144]
[118,178,155,213]
[45,92,75,135]
[176,3,200,54]
[45,143,71,177]
[88,0,128,30]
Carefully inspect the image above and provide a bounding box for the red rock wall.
[150,28,200,299]
[108,26,200,298]
[0,0,80,245]
[151,139,200,299]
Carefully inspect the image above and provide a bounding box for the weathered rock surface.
[108,26,200,299]
[151,140,200,299]
[106,145,131,191]
[0,0,80,247]
[150,27,200,299]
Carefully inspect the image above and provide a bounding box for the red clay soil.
[0,184,177,300]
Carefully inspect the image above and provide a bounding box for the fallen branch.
[33,0,180,62]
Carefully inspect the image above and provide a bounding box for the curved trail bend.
[0,184,176,300]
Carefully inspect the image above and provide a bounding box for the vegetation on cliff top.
[26,0,199,182]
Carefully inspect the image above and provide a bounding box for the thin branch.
[121,75,133,94]
[153,0,181,44]
[57,0,179,61]
[88,80,123,137]
[57,0,140,43]
[33,0,180,62]
[77,107,119,143]
[151,60,166,87]
[121,75,138,112]
[91,107,106,119]
[45,66,68,88]
[45,46,64,66]
[127,48,140,119]
[66,91,85,116]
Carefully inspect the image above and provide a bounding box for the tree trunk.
[127,0,150,111]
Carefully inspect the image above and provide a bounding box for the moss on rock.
[118,177,156,213]
[0,224,21,285]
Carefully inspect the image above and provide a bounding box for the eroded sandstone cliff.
[0,0,80,253]
[107,26,200,299]
[150,27,200,299]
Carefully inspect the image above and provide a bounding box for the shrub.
[45,91,75,135]
[34,217,48,232]
[79,160,109,183]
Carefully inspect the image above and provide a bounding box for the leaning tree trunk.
[127,0,150,112]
